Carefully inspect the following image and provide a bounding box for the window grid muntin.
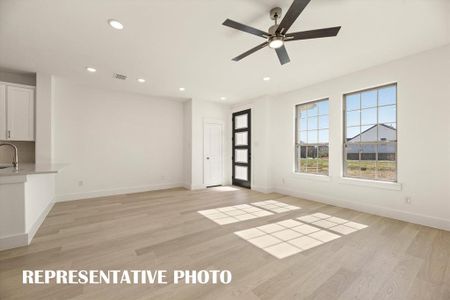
[343,84,397,182]
[296,98,329,175]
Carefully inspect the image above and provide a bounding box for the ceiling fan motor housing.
[270,7,282,20]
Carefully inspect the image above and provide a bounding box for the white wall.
[53,79,185,201]
[247,45,450,230]
[183,100,192,188]
[35,72,54,163]
[271,45,450,229]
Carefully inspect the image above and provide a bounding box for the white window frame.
[295,98,330,176]
[343,83,398,182]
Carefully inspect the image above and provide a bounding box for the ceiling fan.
[222,0,341,65]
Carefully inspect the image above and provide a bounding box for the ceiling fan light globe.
[269,38,284,49]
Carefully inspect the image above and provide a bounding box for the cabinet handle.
[7,130,11,139]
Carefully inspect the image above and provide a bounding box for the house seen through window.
[344,84,397,181]
[295,99,329,175]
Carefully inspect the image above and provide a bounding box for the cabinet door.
[0,84,5,140]
[6,86,35,141]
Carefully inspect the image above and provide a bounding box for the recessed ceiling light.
[108,19,124,30]
[179,87,185,91]
[137,78,146,83]
[220,97,227,101]
[263,76,271,81]
[86,67,97,73]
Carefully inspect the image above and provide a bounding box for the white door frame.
[203,119,224,187]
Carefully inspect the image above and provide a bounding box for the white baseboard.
[27,201,54,243]
[274,186,450,231]
[188,184,207,190]
[55,182,185,202]
[251,185,274,194]
[0,233,28,251]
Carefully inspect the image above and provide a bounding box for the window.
[344,84,397,182]
[295,99,329,175]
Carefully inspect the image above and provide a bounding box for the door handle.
[206,157,210,160]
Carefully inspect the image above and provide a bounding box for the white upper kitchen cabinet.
[6,85,35,141]
[0,84,6,140]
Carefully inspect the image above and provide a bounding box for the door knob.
[206,157,210,160]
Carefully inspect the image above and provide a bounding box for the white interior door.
[204,121,223,187]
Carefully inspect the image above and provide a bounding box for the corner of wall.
[35,72,54,164]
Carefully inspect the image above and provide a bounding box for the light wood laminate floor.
[1,187,449,300]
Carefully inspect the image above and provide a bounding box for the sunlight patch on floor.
[198,204,273,225]
[297,213,368,235]
[234,214,368,259]
[197,200,301,225]
[210,186,241,192]
[251,200,301,213]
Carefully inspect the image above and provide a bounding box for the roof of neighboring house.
[347,124,396,142]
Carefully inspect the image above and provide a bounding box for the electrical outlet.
[405,196,412,204]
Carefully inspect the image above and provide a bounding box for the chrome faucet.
[0,143,19,170]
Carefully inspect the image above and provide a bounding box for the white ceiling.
[0,0,449,103]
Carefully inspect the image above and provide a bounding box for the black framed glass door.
[232,109,251,188]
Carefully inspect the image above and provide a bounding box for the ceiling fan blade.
[285,26,341,41]
[232,42,269,61]
[223,19,269,38]
[275,45,290,65]
[276,0,312,35]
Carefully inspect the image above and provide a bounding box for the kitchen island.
[0,163,63,250]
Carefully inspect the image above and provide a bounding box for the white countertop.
[0,163,65,177]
